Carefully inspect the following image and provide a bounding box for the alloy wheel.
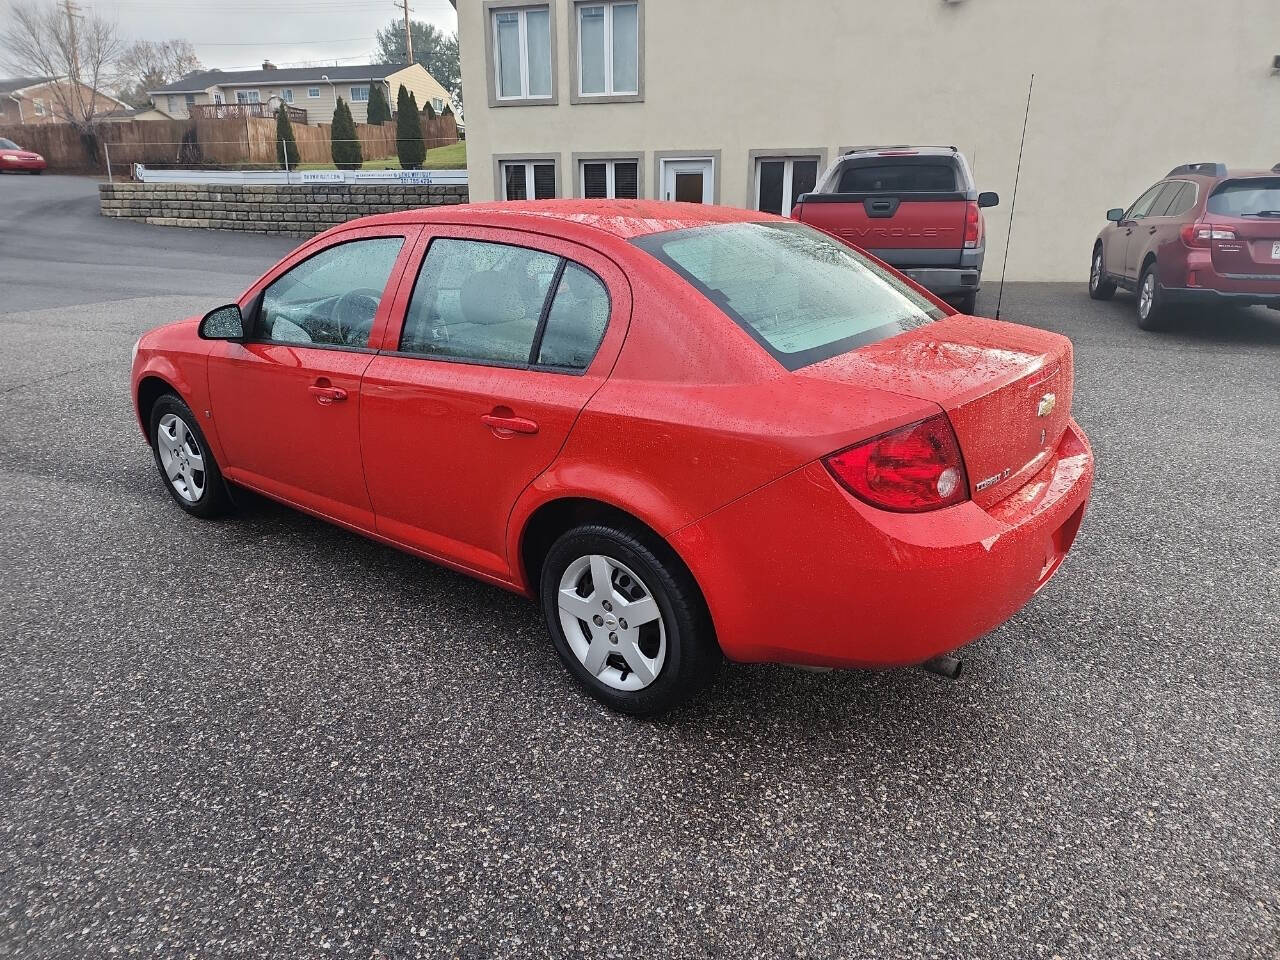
[1138,272,1155,319]
[556,554,667,691]
[156,413,206,502]
[1091,252,1102,291]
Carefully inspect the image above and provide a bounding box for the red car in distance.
[0,137,46,173]
[1091,162,1280,327]
[131,200,1094,714]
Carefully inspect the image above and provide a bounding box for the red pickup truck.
[791,146,999,314]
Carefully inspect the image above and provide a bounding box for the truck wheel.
[951,291,978,315]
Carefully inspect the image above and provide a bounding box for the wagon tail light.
[823,414,970,512]
[963,201,982,249]
[1180,222,1236,247]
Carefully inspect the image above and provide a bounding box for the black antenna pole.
[995,73,1034,321]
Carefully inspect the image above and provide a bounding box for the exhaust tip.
[921,653,963,680]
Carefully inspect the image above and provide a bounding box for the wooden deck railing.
[190,103,307,124]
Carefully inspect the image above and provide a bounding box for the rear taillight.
[824,414,970,513]
[1180,223,1236,247]
[963,201,982,249]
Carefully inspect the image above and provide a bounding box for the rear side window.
[1146,182,1184,217]
[836,162,957,193]
[1207,178,1280,216]
[1158,182,1197,218]
[399,238,610,370]
[632,221,946,370]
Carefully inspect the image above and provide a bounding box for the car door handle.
[308,384,348,404]
[1147,226,1158,234]
[481,413,538,435]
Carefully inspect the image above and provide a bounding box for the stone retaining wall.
[98,182,469,236]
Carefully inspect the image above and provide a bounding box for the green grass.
[296,142,466,172]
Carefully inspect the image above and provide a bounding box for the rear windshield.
[631,221,946,370]
[0,138,19,150]
[836,162,957,193]
[1207,178,1280,217]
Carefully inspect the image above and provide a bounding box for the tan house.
[148,62,455,126]
[0,75,129,126]
[456,0,1280,281]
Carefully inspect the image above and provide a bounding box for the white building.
[457,0,1280,280]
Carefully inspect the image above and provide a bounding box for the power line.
[195,37,377,47]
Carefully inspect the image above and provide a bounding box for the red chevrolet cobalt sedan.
[131,201,1093,714]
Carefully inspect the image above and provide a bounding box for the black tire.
[951,291,978,315]
[31,169,42,175]
[1136,261,1169,330]
[149,393,231,518]
[539,524,720,716]
[1089,245,1116,300]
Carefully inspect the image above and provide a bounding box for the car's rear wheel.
[1089,247,1116,300]
[149,394,230,518]
[1136,262,1169,330]
[540,524,719,715]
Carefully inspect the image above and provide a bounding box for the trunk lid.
[1206,177,1280,278]
[799,315,1074,509]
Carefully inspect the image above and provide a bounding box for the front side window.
[493,5,552,100]
[581,159,638,199]
[577,2,638,96]
[502,160,557,200]
[400,239,610,370]
[256,237,404,348]
[350,85,369,103]
[1126,183,1167,220]
[0,138,18,150]
[755,156,820,217]
[633,221,945,370]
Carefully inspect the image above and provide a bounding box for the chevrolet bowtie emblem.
[1037,393,1057,418]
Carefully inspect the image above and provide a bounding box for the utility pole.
[400,0,414,65]
[63,0,81,81]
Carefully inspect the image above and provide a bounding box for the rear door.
[1204,177,1280,279]
[359,226,631,581]
[1125,181,1183,278]
[800,156,968,268]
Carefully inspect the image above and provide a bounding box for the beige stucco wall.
[459,0,1280,281]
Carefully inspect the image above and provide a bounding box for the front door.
[359,226,630,581]
[1107,182,1163,280]
[207,227,418,528]
[661,158,714,203]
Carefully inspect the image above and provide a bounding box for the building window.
[307,86,320,99]
[213,93,223,105]
[576,2,638,97]
[184,93,195,105]
[33,98,46,116]
[580,158,638,199]
[350,85,370,103]
[167,96,177,113]
[492,5,552,100]
[281,89,294,103]
[432,96,444,113]
[235,90,261,104]
[501,160,557,200]
[754,156,821,217]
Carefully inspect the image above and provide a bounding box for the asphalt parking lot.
[1,175,1277,959]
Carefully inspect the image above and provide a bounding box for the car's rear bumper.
[901,267,982,296]
[672,419,1094,669]
[1162,286,1280,307]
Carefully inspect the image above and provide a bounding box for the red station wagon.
[132,200,1094,714]
[1090,162,1280,327]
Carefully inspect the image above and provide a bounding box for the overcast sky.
[62,0,458,72]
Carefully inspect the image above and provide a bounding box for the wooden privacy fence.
[0,110,459,173]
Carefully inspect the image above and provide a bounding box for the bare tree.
[115,39,201,108]
[1,1,123,132]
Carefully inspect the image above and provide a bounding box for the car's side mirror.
[1106,208,1126,222]
[198,303,245,340]
[977,191,999,208]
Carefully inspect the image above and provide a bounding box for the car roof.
[359,199,779,240]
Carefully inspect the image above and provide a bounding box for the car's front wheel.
[1089,246,1116,300]
[149,394,230,518]
[540,524,720,715]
